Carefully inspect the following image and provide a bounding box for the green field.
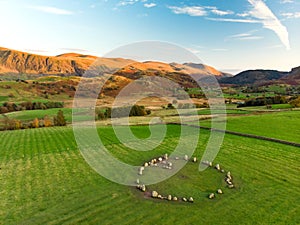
[1,123,299,224]
[199,110,300,143]
[4,108,73,122]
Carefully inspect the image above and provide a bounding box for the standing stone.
[209,193,215,199]
[173,196,178,201]
[141,185,146,192]
[136,179,140,184]
[184,155,189,161]
[215,164,220,170]
[188,197,194,203]
[167,195,172,201]
[164,153,168,160]
[182,197,187,202]
[192,157,197,162]
[152,191,158,198]
[217,189,223,194]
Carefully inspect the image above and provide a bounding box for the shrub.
[290,96,300,108]
[32,118,39,128]
[44,115,53,127]
[54,110,66,126]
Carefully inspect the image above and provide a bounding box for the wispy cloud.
[207,0,290,50]
[281,12,300,19]
[237,12,250,17]
[168,5,234,17]
[248,0,290,50]
[144,3,156,8]
[59,48,91,53]
[168,6,207,16]
[280,0,294,3]
[238,36,264,40]
[28,6,74,15]
[226,30,263,41]
[206,18,260,23]
[118,0,139,6]
[210,7,234,16]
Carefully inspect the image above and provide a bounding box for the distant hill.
[279,66,300,85]
[0,47,229,82]
[219,67,300,85]
[0,47,134,76]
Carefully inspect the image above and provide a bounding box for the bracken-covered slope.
[0,47,229,80]
[0,47,135,76]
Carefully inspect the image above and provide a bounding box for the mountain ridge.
[0,47,229,79]
[220,67,300,85]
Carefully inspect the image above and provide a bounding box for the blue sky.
[0,0,300,73]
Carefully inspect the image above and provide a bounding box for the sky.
[0,0,300,74]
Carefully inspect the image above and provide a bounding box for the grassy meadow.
[0,121,299,224]
[199,110,300,143]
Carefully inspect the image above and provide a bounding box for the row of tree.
[96,105,151,120]
[0,101,64,114]
[0,110,66,131]
[237,96,287,108]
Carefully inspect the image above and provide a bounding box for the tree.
[290,96,300,108]
[104,108,112,118]
[54,110,66,126]
[43,115,53,127]
[32,118,39,128]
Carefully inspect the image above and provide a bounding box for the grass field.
[4,108,73,122]
[199,110,300,143]
[0,124,299,225]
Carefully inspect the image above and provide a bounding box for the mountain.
[0,47,230,86]
[0,47,134,76]
[220,66,300,86]
[279,66,300,85]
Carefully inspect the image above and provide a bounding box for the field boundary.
[168,123,300,148]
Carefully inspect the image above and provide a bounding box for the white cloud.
[248,0,290,50]
[280,0,294,3]
[210,8,234,16]
[206,18,260,23]
[237,36,264,40]
[118,0,138,6]
[168,5,234,17]
[227,31,263,41]
[237,12,250,17]
[229,32,254,38]
[144,3,156,8]
[28,6,74,15]
[186,48,201,54]
[281,12,300,19]
[168,6,207,16]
